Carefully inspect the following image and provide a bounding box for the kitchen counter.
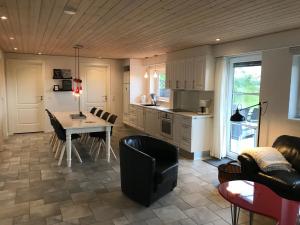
[131,103,213,118]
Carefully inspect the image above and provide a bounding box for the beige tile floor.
[0,125,276,225]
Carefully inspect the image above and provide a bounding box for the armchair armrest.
[238,153,260,175]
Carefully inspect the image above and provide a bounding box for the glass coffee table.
[218,180,300,225]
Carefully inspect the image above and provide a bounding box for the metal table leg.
[231,204,240,225]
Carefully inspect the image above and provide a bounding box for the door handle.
[39,96,43,101]
[102,96,108,101]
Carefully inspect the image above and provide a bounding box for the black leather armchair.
[119,135,179,206]
[238,135,300,200]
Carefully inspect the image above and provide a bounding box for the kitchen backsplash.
[173,90,214,113]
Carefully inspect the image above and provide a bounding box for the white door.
[7,60,44,133]
[81,65,108,112]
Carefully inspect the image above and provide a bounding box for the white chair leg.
[101,139,117,160]
[110,146,117,160]
[58,144,66,166]
[52,137,58,152]
[54,140,62,159]
[49,133,54,144]
[54,140,61,156]
[94,141,103,161]
[89,138,96,154]
[72,143,82,163]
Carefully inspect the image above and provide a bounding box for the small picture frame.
[53,85,60,91]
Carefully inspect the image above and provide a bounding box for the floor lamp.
[230,101,268,146]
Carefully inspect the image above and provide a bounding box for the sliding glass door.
[227,56,262,158]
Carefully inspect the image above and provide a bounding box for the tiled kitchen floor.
[0,126,275,225]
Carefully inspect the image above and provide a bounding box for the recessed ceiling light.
[1,16,7,20]
[13,47,18,50]
[37,52,42,55]
[64,7,76,15]
[216,38,221,42]
[9,37,14,40]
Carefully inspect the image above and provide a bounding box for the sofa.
[119,135,179,206]
[238,135,300,201]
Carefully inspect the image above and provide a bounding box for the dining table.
[53,111,113,167]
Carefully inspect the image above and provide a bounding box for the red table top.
[218,180,300,225]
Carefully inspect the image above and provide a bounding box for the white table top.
[53,111,113,130]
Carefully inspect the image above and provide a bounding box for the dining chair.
[45,109,58,149]
[90,114,118,161]
[96,109,104,117]
[101,112,110,121]
[52,118,83,166]
[90,107,97,114]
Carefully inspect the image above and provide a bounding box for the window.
[149,64,170,101]
[227,56,262,158]
[289,55,300,120]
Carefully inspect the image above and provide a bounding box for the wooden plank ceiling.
[0,0,300,59]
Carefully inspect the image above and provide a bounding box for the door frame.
[6,59,46,135]
[80,62,111,112]
[226,54,262,159]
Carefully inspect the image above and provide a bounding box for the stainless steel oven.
[160,112,173,139]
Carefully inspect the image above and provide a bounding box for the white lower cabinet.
[124,105,212,156]
[144,108,160,138]
[174,115,212,153]
[125,104,144,131]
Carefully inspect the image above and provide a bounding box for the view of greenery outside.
[158,72,170,98]
[231,65,261,113]
[229,64,262,155]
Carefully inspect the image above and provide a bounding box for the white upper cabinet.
[165,55,214,91]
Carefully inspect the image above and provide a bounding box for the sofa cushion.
[241,147,293,172]
[273,135,300,173]
[154,161,178,184]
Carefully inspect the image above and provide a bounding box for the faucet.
[150,93,157,105]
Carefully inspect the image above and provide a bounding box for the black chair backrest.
[52,118,66,141]
[101,112,110,121]
[45,109,56,127]
[108,114,117,124]
[90,107,97,114]
[96,109,104,117]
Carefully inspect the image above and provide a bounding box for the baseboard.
[179,149,210,160]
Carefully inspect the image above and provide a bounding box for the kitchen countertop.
[131,103,213,118]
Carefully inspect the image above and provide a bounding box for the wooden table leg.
[106,126,111,162]
[66,131,72,167]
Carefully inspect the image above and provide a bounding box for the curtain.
[211,57,229,158]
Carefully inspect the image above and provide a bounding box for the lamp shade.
[230,109,246,122]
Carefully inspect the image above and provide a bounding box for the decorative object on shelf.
[230,101,268,145]
[62,80,72,91]
[53,85,59,91]
[70,44,86,119]
[53,69,72,79]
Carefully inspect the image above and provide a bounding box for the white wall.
[259,48,300,146]
[0,49,7,143]
[5,53,123,132]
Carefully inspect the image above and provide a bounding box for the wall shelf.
[53,89,72,92]
[52,77,72,80]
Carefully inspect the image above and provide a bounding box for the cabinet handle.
[176,80,179,89]
[192,80,195,89]
[184,80,187,88]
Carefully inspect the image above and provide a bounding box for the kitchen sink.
[141,104,160,106]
